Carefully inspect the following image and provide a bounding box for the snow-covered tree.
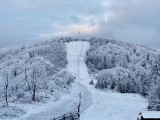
[148,55,160,110]
[3,71,9,107]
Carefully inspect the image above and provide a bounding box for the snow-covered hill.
[0,39,75,119]
[0,37,160,120]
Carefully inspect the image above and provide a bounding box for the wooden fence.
[53,111,80,120]
[53,93,81,120]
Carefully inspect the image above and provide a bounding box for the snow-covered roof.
[142,111,160,118]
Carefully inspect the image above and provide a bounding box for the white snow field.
[66,41,148,120]
[17,82,90,120]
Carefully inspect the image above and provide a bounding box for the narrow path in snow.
[66,41,148,120]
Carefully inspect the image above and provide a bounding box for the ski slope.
[66,41,148,120]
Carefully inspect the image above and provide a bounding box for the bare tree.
[31,78,37,101]
[24,68,31,91]
[24,64,45,102]
[30,67,41,101]
[3,72,9,107]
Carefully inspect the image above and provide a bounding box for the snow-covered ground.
[67,41,148,120]
[4,41,149,120]
[17,82,90,120]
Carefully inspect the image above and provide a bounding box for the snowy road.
[67,41,148,120]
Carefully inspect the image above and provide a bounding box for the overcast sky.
[0,0,160,48]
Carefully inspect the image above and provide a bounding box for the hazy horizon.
[0,0,160,48]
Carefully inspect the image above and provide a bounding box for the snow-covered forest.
[0,39,75,119]
[1,37,160,120]
[85,38,160,111]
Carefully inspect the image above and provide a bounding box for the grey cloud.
[94,0,160,48]
[0,0,160,48]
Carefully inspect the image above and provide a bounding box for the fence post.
[63,114,65,120]
[70,113,74,120]
[78,92,81,118]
